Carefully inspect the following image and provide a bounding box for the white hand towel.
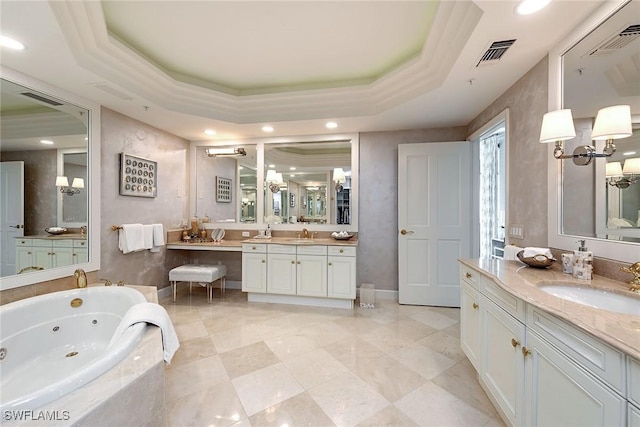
[109,302,180,364]
[142,224,154,250]
[118,224,145,254]
[504,245,522,261]
[151,224,165,253]
[523,247,553,259]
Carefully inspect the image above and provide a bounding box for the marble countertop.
[167,236,358,248]
[460,258,640,360]
[16,234,86,240]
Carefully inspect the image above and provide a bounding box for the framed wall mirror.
[548,0,640,262]
[0,68,101,290]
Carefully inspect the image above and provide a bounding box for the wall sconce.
[333,168,346,191]
[56,176,84,196]
[607,158,640,189]
[265,170,283,193]
[540,105,632,166]
[206,147,246,157]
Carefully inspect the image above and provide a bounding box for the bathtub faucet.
[74,269,87,288]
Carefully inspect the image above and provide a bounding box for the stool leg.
[208,284,212,303]
[189,282,192,295]
[172,281,177,303]
[222,277,226,295]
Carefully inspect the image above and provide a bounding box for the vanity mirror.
[0,69,100,290]
[548,0,640,262]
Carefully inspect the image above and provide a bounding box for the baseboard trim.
[356,288,398,302]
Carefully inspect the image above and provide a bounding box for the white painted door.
[1,161,25,276]
[398,142,472,306]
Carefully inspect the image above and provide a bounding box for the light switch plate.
[242,231,250,237]
[509,224,524,239]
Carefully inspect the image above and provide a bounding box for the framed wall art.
[119,152,157,198]
[216,176,232,203]
[290,193,296,208]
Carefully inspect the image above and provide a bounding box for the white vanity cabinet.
[327,246,356,299]
[460,266,481,370]
[630,404,640,427]
[297,245,328,297]
[267,244,297,295]
[15,238,84,273]
[241,243,267,293]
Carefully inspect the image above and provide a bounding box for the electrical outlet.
[242,231,250,237]
[509,224,524,239]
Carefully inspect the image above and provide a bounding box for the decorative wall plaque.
[216,176,232,203]
[119,152,157,198]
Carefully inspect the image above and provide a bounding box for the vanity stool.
[169,264,226,303]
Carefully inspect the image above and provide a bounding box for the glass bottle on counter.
[191,215,199,235]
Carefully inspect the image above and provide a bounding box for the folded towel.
[143,224,154,250]
[151,224,165,253]
[523,247,553,259]
[504,245,522,261]
[118,224,145,254]
[109,302,180,364]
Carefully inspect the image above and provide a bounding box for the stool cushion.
[169,264,226,283]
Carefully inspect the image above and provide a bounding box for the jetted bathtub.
[0,286,147,412]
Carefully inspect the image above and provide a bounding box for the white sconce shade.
[274,173,283,184]
[71,178,85,189]
[592,105,632,140]
[55,176,69,187]
[539,109,576,143]
[623,158,640,175]
[265,169,278,183]
[605,162,623,177]
[333,168,346,183]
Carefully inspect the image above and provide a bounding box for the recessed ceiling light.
[204,129,216,136]
[268,164,275,168]
[514,0,551,15]
[623,151,637,156]
[1,35,25,50]
[290,167,296,171]
[40,140,54,145]
[262,126,274,132]
[326,122,338,129]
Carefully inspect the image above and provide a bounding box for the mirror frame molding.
[0,66,101,291]
[547,0,638,263]
[190,133,359,231]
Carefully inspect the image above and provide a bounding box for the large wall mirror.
[548,0,640,262]
[190,134,358,231]
[0,68,101,290]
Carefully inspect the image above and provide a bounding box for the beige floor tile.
[432,358,499,419]
[331,316,385,335]
[404,309,459,330]
[429,306,461,321]
[264,332,320,361]
[390,342,458,380]
[352,354,427,402]
[356,405,419,427]
[165,355,229,402]
[219,341,280,379]
[307,371,390,427]
[442,322,461,339]
[418,330,466,362]
[232,363,304,416]
[359,324,414,354]
[395,382,490,427]
[166,380,246,427]
[323,337,386,370]
[174,319,209,341]
[283,348,350,389]
[383,317,438,342]
[169,335,217,367]
[294,321,353,347]
[211,325,264,353]
[249,392,336,427]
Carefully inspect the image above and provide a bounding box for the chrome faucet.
[621,262,640,294]
[302,228,309,239]
[74,269,87,288]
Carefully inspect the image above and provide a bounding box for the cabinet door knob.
[511,338,520,348]
[291,260,295,264]
[400,229,414,235]
[297,261,301,264]
[339,249,344,253]
[252,246,256,250]
[328,262,332,266]
[472,302,479,309]
[261,259,265,263]
[522,347,531,357]
[465,272,472,279]
[28,251,32,255]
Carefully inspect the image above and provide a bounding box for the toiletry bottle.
[572,240,593,280]
[266,224,272,238]
[191,215,199,235]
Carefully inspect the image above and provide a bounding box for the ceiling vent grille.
[476,39,516,67]
[20,92,63,106]
[588,24,640,56]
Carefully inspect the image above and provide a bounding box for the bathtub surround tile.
[231,363,305,416]
[159,291,506,426]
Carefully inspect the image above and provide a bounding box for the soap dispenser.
[572,240,593,280]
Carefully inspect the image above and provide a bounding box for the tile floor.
[160,288,505,427]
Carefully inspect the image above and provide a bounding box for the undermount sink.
[286,239,315,244]
[539,284,640,316]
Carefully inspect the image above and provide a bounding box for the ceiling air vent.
[476,39,516,67]
[20,92,63,106]
[588,24,640,56]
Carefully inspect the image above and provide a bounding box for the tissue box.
[360,283,375,308]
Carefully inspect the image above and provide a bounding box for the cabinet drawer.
[242,243,267,253]
[15,239,32,247]
[33,239,53,247]
[629,357,640,407]
[52,239,73,248]
[268,244,297,255]
[327,246,356,256]
[527,305,625,395]
[73,240,88,248]
[297,245,327,256]
[460,264,479,288]
[482,277,525,322]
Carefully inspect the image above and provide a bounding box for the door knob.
[472,302,479,309]
[400,229,414,235]
[9,224,24,229]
